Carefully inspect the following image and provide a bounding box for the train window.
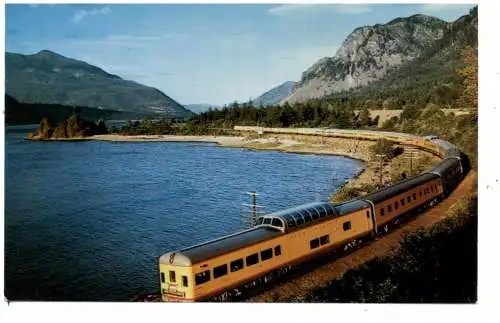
[303,213,312,223]
[272,218,283,227]
[161,272,165,283]
[296,218,304,226]
[230,259,244,272]
[343,221,352,231]
[395,201,399,210]
[413,193,417,200]
[264,218,272,225]
[274,245,282,256]
[310,238,320,249]
[320,235,330,245]
[261,248,273,261]
[387,205,392,212]
[169,270,176,283]
[430,186,434,192]
[401,198,405,206]
[256,218,264,225]
[380,208,385,216]
[407,196,411,203]
[213,264,228,279]
[419,191,422,197]
[366,210,370,218]
[182,276,188,287]
[195,270,210,285]
[311,211,319,220]
[246,253,259,266]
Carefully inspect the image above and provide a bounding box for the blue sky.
[6,3,475,105]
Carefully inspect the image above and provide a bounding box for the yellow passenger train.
[158,128,466,302]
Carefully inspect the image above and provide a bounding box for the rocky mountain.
[325,7,477,106]
[6,50,193,119]
[251,81,297,106]
[283,14,450,104]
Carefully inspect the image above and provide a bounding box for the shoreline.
[25,133,439,198]
[29,133,438,194]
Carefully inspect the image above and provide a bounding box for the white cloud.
[268,4,372,17]
[72,6,111,23]
[268,4,317,16]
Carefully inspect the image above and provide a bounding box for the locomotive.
[158,127,465,302]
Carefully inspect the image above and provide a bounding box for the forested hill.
[5,94,145,125]
[5,50,193,119]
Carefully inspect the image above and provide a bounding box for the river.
[4,125,364,301]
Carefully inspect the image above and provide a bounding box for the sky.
[6,3,475,106]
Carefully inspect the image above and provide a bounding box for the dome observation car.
[255,201,340,233]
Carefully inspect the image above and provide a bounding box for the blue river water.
[4,125,364,301]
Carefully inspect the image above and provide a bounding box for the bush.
[369,138,402,161]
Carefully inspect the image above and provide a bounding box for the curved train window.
[380,208,385,216]
[311,210,320,220]
[343,221,352,231]
[320,235,330,245]
[303,213,312,223]
[395,201,399,210]
[401,198,405,206]
[230,259,244,272]
[182,276,188,287]
[310,238,320,249]
[407,196,412,203]
[213,264,228,279]
[169,270,176,283]
[274,245,281,256]
[195,270,210,286]
[318,208,328,218]
[246,253,259,266]
[296,217,305,226]
[256,218,264,225]
[261,248,273,261]
[272,218,283,227]
[387,205,392,213]
[161,272,165,283]
[264,218,272,225]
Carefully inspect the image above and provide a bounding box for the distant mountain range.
[282,14,456,104]
[5,50,194,120]
[184,103,219,114]
[251,81,297,107]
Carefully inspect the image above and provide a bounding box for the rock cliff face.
[27,115,108,140]
[283,14,449,104]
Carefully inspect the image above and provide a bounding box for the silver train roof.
[160,201,370,266]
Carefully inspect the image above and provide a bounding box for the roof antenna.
[243,191,265,228]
